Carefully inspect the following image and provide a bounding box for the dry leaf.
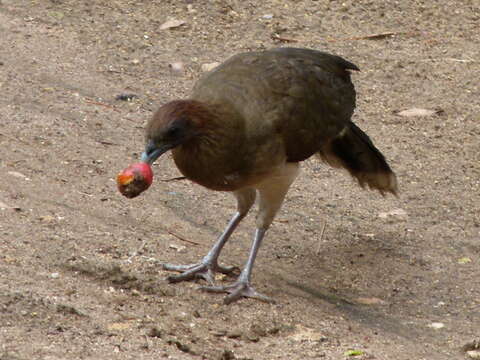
[458,257,472,264]
[290,325,326,342]
[378,208,408,219]
[8,171,30,180]
[201,62,220,72]
[169,244,186,252]
[396,108,441,117]
[355,297,386,305]
[344,349,364,356]
[159,19,185,30]
[427,322,445,330]
[467,350,480,359]
[107,321,134,331]
[0,200,21,211]
[0,201,11,209]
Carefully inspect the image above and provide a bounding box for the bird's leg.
[163,188,256,285]
[201,228,273,304]
[201,163,300,304]
[163,212,244,284]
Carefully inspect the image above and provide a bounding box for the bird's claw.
[199,281,275,305]
[162,262,238,285]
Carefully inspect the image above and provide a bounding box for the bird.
[137,47,398,304]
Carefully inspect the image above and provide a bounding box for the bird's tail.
[317,122,398,195]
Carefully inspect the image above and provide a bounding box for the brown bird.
[139,47,397,304]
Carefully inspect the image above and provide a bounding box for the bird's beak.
[140,140,173,165]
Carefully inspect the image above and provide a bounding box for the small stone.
[227,330,242,339]
[159,19,185,30]
[219,349,236,360]
[50,272,60,279]
[212,330,227,337]
[148,327,163,338]
[168,339,191,353]
[169,61,185,73]
[250,323,267,337]
[115,94,138,101]
[245,334,259,342]
[427,322,445,329]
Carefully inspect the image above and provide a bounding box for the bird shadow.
[275,274,421,342]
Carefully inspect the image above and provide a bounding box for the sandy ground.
[0,0,479,359]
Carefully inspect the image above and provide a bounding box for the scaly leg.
[163,188,256,285]
[201,163,300,304]
[200,228,274,304]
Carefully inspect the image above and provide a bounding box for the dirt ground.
[0,0,479,359]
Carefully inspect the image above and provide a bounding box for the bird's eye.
[166,126,181,138]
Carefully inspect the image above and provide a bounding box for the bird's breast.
[171,144,253,192]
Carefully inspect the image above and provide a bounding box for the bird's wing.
[190,48,358,177]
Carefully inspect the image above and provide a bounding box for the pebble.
[169,61,185,73]
[427,322,445,329]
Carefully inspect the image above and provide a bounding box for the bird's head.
[141,100,207,165]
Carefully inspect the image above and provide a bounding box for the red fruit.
[117,162,153,198]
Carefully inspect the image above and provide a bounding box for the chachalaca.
[119,47,398,304]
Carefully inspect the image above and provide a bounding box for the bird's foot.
[200,280,275,305]
[162,262,238,285]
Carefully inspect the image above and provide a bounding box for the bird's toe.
[162,263,198,272]
[224,283,275,305]
[163,262,220,285]
[200,281,275,304]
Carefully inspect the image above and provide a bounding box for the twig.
[159,176,187,182]
[134,210,201,246]
[143,334,151,350]
[76,190,94,197]
[315,222,327,255]
[165,227,201,246]
[97,140,119,146]
[443,57,475,63]
[271,34,299,43]
[85,98,120,112]
[99,69,136,77]
[420,57,476,63]
[327,31,417,42]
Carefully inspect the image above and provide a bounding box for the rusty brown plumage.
[137,47,398,304]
